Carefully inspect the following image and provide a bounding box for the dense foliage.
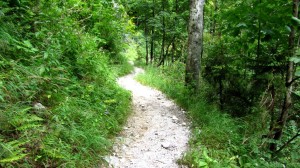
[127,0,299,167]
[0,0,135,167]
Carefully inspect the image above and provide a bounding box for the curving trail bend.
[106,67,190,168]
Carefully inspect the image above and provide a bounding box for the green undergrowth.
[0,64,132,167]
[0,48,132,167]
[136,63,298,168]
[0,0,134,167]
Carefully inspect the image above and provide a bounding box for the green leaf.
[198,160,208,167]
[203,150,209,158]
[291,16,300,26]
[22,40,38,53]
[295,70,300,77]
[39,66,45,75]
[23,40,33,48]
[290,57,300,63]
[236,23,247,28]
[285,25,291,32]
[293,91,300,98]
[43,52,49,59]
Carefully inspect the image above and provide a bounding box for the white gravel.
[105,67,190,168]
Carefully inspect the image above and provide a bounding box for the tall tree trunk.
[210,0,218,36]
[185,0,205,91]
[145,16,149,65]
[160,0,166,66]
[270,0,298,152]
[150,0,155,64]
[150,29,155,64]
[269,82,275,132]
[171,0,179,63]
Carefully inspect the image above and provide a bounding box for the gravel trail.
[106,67,190,168]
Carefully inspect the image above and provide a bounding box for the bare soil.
[105,67,190,168]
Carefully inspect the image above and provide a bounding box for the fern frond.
[16,123,42,131]
[0,154,27,163]
[0,140,27,163]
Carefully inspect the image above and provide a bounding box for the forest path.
[105,67,190,168]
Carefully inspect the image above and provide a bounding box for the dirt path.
[106,67,190,168]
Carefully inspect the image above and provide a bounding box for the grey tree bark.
[185,0,205,91]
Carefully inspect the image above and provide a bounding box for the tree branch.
[286,76,300,87]
[274,132,300,154]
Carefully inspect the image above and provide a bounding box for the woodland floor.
[105,67,190,168]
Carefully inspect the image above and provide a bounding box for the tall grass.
[136,63,298,168]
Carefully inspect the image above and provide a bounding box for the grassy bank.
[0,1,134,167]
[136,63,298,167]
